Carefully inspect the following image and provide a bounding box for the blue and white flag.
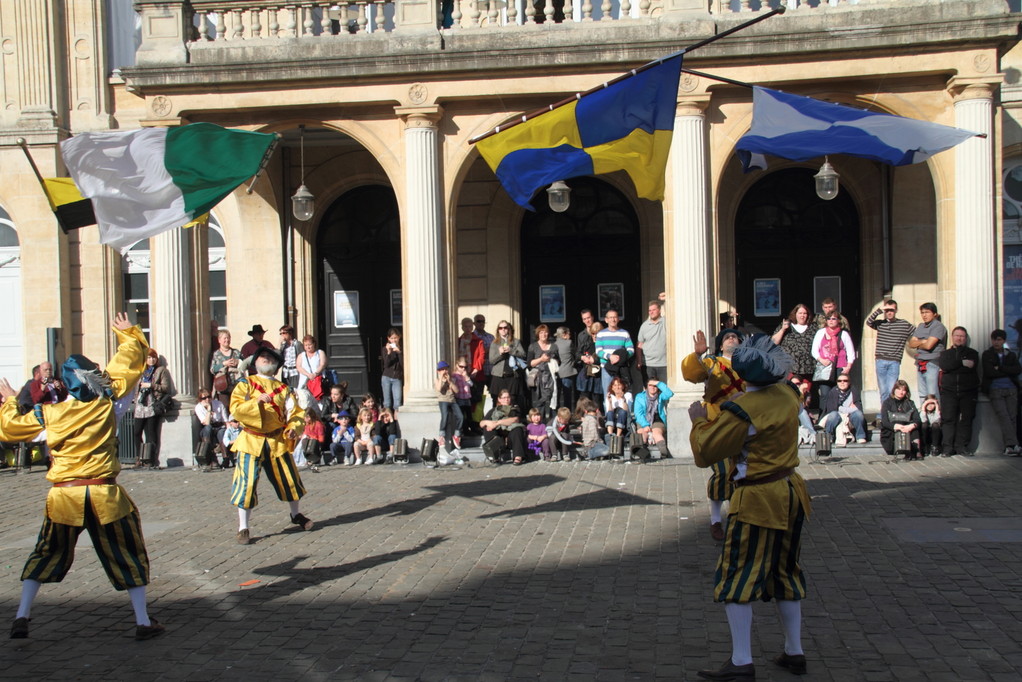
[737,87,977,171]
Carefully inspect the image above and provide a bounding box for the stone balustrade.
[180,0,864,42]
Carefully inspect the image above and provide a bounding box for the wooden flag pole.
[468,6,786,145]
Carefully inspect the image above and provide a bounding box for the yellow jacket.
[681,352,745,421]
[0,325,147,526]
[689,383,811,530]
[229,374,305,457]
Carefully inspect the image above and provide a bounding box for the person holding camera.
[866,299,916,406]
[133,348,172,469]
[381,328,404,417]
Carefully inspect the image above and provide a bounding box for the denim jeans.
[820,410,866,441]
[917,363,940,401]
[438,401,463,438]
[875,359,901,405]
[381,376,403,410]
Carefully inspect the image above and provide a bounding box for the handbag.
[586,362,602,378]
[526,367,539,388]
[307,375,326,400]
[812,362,834,383]
[152,395,174,417]
[213,372,229,394]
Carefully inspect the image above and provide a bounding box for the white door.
[0,247,23,383]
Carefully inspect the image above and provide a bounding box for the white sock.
[709,500,723,525]
[776,599,804,656]
[724,602,754,666]
[16,579,41,619]
[128,586,150,626]
[238,507,251,531]
[288,500,300,517]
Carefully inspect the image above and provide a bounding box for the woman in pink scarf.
[811,312,856,406]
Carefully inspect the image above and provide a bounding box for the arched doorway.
[317,185,401,397]
[520,177,642,336]
[0,210,22,381]
[734,168,861,336]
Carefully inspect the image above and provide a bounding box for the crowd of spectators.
[773,297,1022,460]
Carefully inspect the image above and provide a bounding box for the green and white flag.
[61,123,277,252]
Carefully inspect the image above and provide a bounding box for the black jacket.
[938,345,980,394]
[980,346,1021,394]
[821,386,863,415]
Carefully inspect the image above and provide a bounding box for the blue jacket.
[632,382,674,428]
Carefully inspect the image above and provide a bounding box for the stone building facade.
[1,0,1019,459]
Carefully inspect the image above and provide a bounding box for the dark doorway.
[318,185,401,398]
[734,167,861,337]
[520,177,642,338]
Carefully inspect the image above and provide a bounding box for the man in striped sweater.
[866,300,916,405]
[595,309,635,395]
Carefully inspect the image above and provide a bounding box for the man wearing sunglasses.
[817,374,867,445]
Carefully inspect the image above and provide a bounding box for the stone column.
[665,95,712,457]
[395,105,446,416]
[14,0,63,128]
[150,226,199,467]
[949,78,999,340]
[949,76,1001,454]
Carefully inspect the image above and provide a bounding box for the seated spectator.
[544,407,575,462]
[981,329,1021,456]
[322,383,358,425]
[938,326,980,456]
[879,379,922,460]
[918,397,943,457]
[480,388,528,465]
[300,409,326,473]
[576,398,607,460]
[632,377,674,458]
[221,417,241,468]
[194,389,228,471]
[817,374,867,444]
[361,393,380,423]
[377,408,402,459]
[525,408,548,460]
[331,411,356,465]
[604,376,633,438]
[353,407,380,465]
[790,377,816,445]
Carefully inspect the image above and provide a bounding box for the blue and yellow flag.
[476,55,682,210]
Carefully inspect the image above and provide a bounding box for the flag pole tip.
[15,138,26,147]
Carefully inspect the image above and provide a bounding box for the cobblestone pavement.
[1,447,1021,681]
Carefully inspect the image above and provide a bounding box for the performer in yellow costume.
[682,328,745,541]
[689,334,811,681]
[0,313,164,641]
[230,346,313,545]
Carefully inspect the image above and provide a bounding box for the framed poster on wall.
[598,283,625,320]
[753,278,782,317]
[333,290,359,328]
[813,276,842,315]
[390,289,403,327]
[539,285,565,323]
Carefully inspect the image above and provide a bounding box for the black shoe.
[10,617,29,639]
[135,618,165,641]
[697,659,755,681]
[291,513,314,531]
[773,652,807,675]
[236,529,251,545]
